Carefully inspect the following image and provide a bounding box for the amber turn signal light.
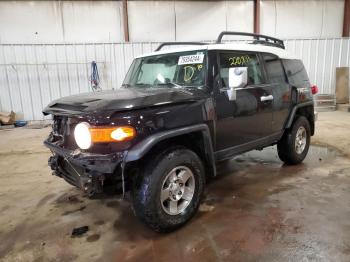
[89,126,136,143]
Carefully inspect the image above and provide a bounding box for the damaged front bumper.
[44,139,125,195]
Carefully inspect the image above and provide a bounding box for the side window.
[219,52,263,88]
[282,59,310,87]
[262,54,287,84]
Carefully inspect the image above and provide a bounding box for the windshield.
[123,50,207,88]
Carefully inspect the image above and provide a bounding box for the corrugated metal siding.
[0,42,159,120]
[0,39,349,120]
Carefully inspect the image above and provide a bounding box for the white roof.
[136,43,296,60]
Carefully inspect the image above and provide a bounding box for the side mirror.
[227,67,248,101]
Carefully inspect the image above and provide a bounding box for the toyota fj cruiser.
[43,32,317,232]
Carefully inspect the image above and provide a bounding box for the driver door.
[214,51,274,152]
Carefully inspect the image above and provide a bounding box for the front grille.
[48,116,66,145]
[50,116,78,149]
[53,116,68,135]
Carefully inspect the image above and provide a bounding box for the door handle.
[260,95,274,102]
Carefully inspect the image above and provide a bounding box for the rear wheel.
[132,147,205,232]
[277,116,311,165]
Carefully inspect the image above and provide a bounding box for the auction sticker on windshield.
[178,54,204,65]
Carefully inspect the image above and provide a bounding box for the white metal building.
[0,0,349,120]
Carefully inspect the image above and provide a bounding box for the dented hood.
[43,87,204,116]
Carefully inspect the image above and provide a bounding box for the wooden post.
[122,0,130,42]
[343,0,350,37]
[254,0,260,34]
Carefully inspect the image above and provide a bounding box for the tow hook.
[81,175,105,196]
[81,177,94,196]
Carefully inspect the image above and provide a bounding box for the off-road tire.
[277,116,311,165]
[132,146,205,232]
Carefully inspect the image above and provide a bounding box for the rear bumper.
[44,139,125,194]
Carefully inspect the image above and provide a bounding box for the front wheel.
[277,116,311,165]
[132,147,205,232]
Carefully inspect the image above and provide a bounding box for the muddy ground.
[0,111,350,262]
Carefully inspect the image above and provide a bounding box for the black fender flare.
[125,124,216,176]
[285,101,314,129]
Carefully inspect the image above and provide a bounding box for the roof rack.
[216,31,285,49]
[154,32,284,52]
[155,42,207,51]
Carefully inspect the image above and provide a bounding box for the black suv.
[43,32,317,232]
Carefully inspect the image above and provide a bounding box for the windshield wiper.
[133,83,152,88]
[167,82,183,88]
[159,82,205,90]
[170,83,205,89]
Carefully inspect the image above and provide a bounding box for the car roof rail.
[155,42,207,51]
[216,31,285,49]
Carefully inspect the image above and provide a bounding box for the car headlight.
[74,122,92,150]
[74,122,136,150]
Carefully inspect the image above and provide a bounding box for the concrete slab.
[337,104,350,112]
[0,112,350,261]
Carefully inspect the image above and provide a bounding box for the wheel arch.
[125,124,216,177]
[285,101,315,136]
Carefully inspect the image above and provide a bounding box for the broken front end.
[44,116,135,196]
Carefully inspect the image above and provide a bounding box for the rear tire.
[132,146,205,232]
[277,116,311,165]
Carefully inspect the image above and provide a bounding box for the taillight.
[311,85,318,95]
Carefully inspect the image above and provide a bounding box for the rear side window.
[262,54,287,84]
[282,59,310,87]
[219,52,263,87]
